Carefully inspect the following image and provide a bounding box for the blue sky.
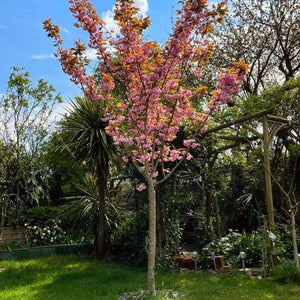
[0,0,183,105]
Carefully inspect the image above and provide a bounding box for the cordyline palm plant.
[60,97,115,258]
[61,173,121,243]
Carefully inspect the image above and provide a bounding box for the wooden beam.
[267,115,300,127]
[217,135,245,141]
[213,136,259,153]
[242,124,263,139]
[200,109,272,137]
[217,135,259,142]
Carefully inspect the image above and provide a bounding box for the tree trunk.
[290,209,299,267]
[96,164,107,258]
[148,181,156,291]
[156,200,162,258]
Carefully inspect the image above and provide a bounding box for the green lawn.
[0,255,299,299]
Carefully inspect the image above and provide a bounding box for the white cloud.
[31,54,55,60]
[102,8,120,34]
[134,0,148,16]
[102,0,149,35]
[85,48,98,60]
[62,27,70,35]
[31,49,106,62]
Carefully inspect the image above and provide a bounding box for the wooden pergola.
[199,108,300,228]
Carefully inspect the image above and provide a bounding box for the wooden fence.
[0,227,28,244]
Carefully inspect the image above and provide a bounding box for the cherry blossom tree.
[44,0,247,290]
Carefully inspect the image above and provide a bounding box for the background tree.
[0,67,62,158]
[211,0,300,95]
[0,67,62,219]
[59,96,115,258]
[41,131,87,205]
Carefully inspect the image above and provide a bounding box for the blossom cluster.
[44,0,247,184]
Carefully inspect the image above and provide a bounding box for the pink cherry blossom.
[44,0,247,183]
[137,184,147,191]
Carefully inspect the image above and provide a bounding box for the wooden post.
[262,217,272,277]
[209,156,222,239]
[262,115,275,227]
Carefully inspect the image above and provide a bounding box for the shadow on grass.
[0,255,147,300]
[0,256,90,290]
[155,271,300,300]
[1,257,300,300]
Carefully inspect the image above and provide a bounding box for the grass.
[0,255,299,299]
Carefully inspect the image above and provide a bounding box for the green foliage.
[0,239,22,252]
[24,206,91,246]
[204,77,300,234]
[202,230,263,267]
[201,226,300,269]
[59,96,115,170]
[243,76,300,118]
[25,206,62,225]
[111,213,148,265]
[271,261,300,284]
[0,67,61,225]
[58,96,118,256]
[0,193,25,227]
[1,147,51,209]
[41,132,87,203]
[275,224,300,260]
[61,173,123,244]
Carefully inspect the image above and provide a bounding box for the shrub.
[271,261,300,284]
[25,206,70,228]
[0,239,22,252]
[110,213,148,264]
[25,220,69,246]
[275,224,300,260]
[201,230,263,267]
